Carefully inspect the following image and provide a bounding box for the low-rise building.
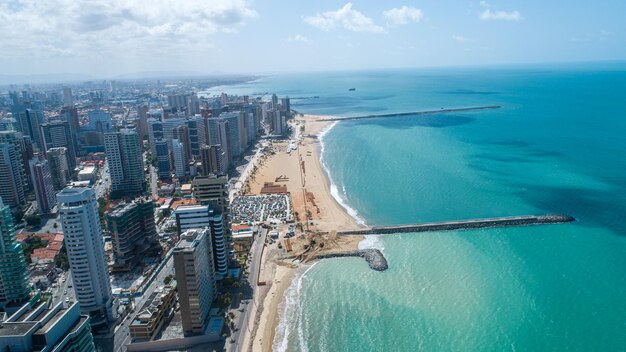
[77,165,97,184]
[129,283,177,341]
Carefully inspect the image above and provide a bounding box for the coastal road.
[229,144,264,200]
[229,228,267,352]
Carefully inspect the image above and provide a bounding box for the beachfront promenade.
[317,105,502,122]
[338,214,575,235]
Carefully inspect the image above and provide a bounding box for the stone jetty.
[338,214,575,236]
[316,249,388,271]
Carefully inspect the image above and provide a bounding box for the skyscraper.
[106,198,159,271]
[172,125,191,162]
[40,121,77,173]
[186,115,206,159]
[175,205,228,278]
[0,131,29,192]
[137,105,149,140]
[58,187,114,328]
[154,138,171,179]
[281,97,291,118]
[0,197,31,311]
[29,154,57,214]
[46,147,69,190]
[167,94,190,114]
[13,109,45,150]
[105,130,145,198]
[172,139,187,178]
[87,109,113,133]
[63,87,73,108]
[199,144,227,177]
[0,143,26,208]
[173,229,216,335]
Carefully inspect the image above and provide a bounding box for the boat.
[348,88,356,91]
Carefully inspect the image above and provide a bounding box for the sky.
[1,0,625,78]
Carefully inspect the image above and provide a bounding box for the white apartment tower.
[57,187,114,328]
[172,139,187,178]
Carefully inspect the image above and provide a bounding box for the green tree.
[25,214,41,227]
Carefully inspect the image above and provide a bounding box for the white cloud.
[479,1,490,8]
[480,9,522,21]
[0,0,258,59]
[287,34,310,43]
[383,6,423,25]
[303,3,384,33]
[452,35,470,42]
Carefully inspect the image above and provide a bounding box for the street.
[228,228,267,352]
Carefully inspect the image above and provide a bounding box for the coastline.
[243,113,366,351]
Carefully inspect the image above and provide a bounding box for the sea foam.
[273,263,318,352]
[318,121,367,227]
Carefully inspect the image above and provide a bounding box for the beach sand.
[242,114,366,351]
[251,264,295,352]
[249,114,361,234]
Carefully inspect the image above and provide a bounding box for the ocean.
[208,64,626,351]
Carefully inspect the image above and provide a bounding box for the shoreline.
[244,113,366,351]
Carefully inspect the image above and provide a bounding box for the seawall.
[338,214,575,235]
[316,249,388,271]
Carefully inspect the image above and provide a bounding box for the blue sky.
[1,0,625,77]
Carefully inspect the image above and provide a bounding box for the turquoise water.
[219,65,626,351]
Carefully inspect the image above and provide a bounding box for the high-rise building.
[137,105,149,140]
[63,87,73,108]
[186,116,206,159]
[172,125,191,162]
[188,93,200,116]
[12,109,45,150]
[238,111,248,152]
[105,130,145,198]
[58,187,114,328]
[46,147,69,191]
[207,112,241,160]
[172,139,187,178]
[271,94,278,108]
[0,118,15,132]
[60,106,80,156]
[191,175,229,216]
[154,138,171,179]
[0,131,29,191]
[87,109,113,133]
[40,121,77,173]
[29,154,57,214]
[281,97,291,118]
[0,197,31,311]
[199,144,227,177]
[147,117,186,155]
[167,94,190,114]
[173,229,216,335]
[175,205,228,278]
[0,143,26,208]
[0,300,95,352]
[106,198,159,271]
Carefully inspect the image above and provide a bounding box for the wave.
[273,263,318,352]
[358,234,385,252]
[318,122,367,226]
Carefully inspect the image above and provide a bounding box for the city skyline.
[1,0,626,83]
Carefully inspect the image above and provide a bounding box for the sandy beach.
[241,114,365,351]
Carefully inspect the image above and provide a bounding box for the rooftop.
[0,322,38,337]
